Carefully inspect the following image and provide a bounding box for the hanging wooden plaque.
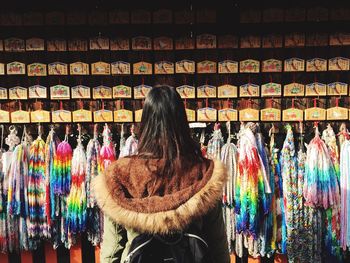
[305,107,326,121]
[153,37,173,50]
[29,85,47,99]
[9,86,27,100]
[52,110,72,123]
[327,82,348,96]
[131,10,151,24]
[47,39,67,51]
[92,86,112,99]
[0,13,22,26]
[7,61,25,75]
[284,83,305,97]
[48,62,68,75]
[262,59,282,72]
[0,87,7,99]
[306,58,327,72]
[70,62,89,75]
[197,61,217,74]
[0,110,10,123]
[218,109,238,122]
[197,107,217,122]
[284,33,305,47]
[94,110,113,122]
[175,60,195,74]
[89,37,110,50]
[91,62,110,75]
[186,109,196,122]
[197,85,216,98]
[261,108,281,121]
[196,34,216,49]
[240,35,261,48]
[328,57,350,71]
[261,82,282,97]
[26,38,45,51]
[50,85,70,100]
[110,37,130,50]
[307,7,329,21]
[31,110,50,123]
[135,109,143,122]
[218,84,237,98]
[306,33,328,46]
[330,8,350,21]
[132,36,152,50]
[329,32,350,46]
[239,83,260,97]
[284,58,305,72]
[0,63,4,75]
[218,60,238,73]
[239,59,260,73]
[327,107,348,120]
[282,108,303,121]
[4,38,25,52]
[27,63,47,76]
[133,61,152,75]
[305,82,326,96]
[239,108,259,122]
[134,84,152,99]
[111,61,131,75]
[114,109,133,123]
[113,85,132,98]
[176,85,195,99]
[175,37,195,50]
[262,34,283,48]
[109,10,129,24]
[218,35,238,48]
[68,38,88,51]
[73,109,92,122]
[11,110,30,123]
[71,85,91,99]
[154,61,174,74]
[153,9,172,24]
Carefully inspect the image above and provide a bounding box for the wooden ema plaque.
[68,38,88,51]
[327,107,348,120]
[176,85,195,99]
[114,109,133,122]
[29,85,47,99]
[113,85,132,99]
[28,63,47,76]
[262,34,283,48]
[218,85,237,98]
[153,37,173,50]
[26,38,45,51]
[0,88,7,99]
[306,33,328,46]
[11,110,30,123]
[70,62,89,75]
[31,110,50,123]
[262,59,282,72]
[4,38,25,52]
[239,108,259,122]
[196,34,216,49]
[197,108,217,122]
[218,60,238,73]
[73,109,92,123]
[89,37,110,50]
[9,86,27,100]
[7,61,25,75]
[284,58,305,72]
[93,86,112,99]
[218,35,238,49]
[239,59,260,73]
[47,39,67,51]
[197,61,217,74]
[132,36,152,50]
[261,83,282,97]
[135,109,143,122]
[285,33,305,47]
[284,83,305,97]
[218,109,238,122]
[240,35,261,48]
[175,60,195,74]
[282,108,303,121]
[133,61,152,75]
[330,32,350,46]
[48,62,68,75]
[186,109,196,122]
[306,58,327,72]
[305,107,326,121]
[154,61,174,74]
[134,84,152,99]
[0,110,10,123]
[197,85,216,98]
[94,110,113,122]
[111,62,131,75]
[52,110,72,123]
[305,83,326,97]
[175,37,195,50]
[50,85,70,100]
[328,57,350,71]
[91,62,110,75]
[71,85,91,99]
[261,108,281,121]
[327,82,348,96]
[110,37,130,51]
[239,84,259,97]
[0,63,4,75]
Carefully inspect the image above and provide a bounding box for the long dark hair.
[137,85,203,176]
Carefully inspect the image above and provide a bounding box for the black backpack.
[123,229,211,263]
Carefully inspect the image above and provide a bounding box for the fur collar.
[92,159,227,234]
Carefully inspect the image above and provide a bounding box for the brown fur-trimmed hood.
[92,157,227,234]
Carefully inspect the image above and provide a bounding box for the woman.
[93,85,230,263]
